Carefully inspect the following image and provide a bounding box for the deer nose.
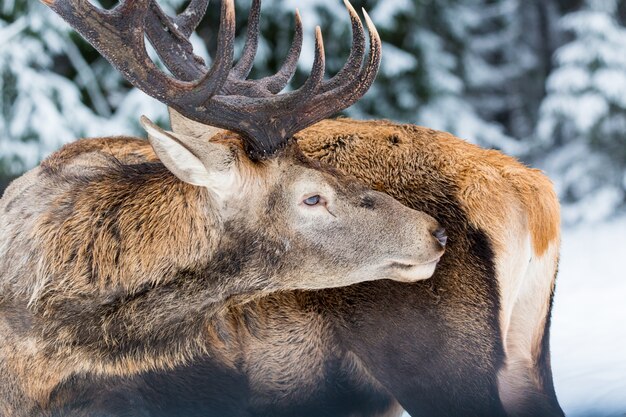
[432,227,447,247]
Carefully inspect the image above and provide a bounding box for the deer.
[0,1,452,416]
[0,0,564,416]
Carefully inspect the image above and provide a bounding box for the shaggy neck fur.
[0,154,275,409]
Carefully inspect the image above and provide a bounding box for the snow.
[370,0,413,27]
[546,67,591,94]
[561,10,617,36]
[555,38,626,69]
[546,91,609,133]
[379,43,418,77]
[551,217,626,417]
[535,4,626,217]
[417,95,525,155]
[593,68,626,108]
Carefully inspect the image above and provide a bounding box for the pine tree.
[0,0,190,181]
[460,0,555,143]
[360,0,518,150]
[537,0,626,221]
[1,0,100,177]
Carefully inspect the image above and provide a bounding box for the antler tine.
[287,8,381,113]
[47,0,177,93]
[143,0,235,103]
[145,1,206,81]
[243,5,381,149]
[336,9,381,101]
[47,0,235,103]
[161,1,380,159]
[145,0,236,90]
[209,6,380,159]
[231,0,261,80]
[263,6,379,118]
[256,1,361,96]
[146,1,302,96]
[174,0,211,37]
[321,0,366,93]
[185,0,236,103]
[284,26,326,100]
[294,8,381,122]
[258,10,304,94]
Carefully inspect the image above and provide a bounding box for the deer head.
[43,0,446,290]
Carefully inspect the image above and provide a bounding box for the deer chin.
[386,255,443,282]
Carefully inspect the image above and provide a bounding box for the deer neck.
[0,161,272,407]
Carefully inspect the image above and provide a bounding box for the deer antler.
[45,0,382,159]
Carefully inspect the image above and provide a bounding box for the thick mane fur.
[31,139,215,304]
[0,137,256,404]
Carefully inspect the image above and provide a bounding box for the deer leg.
[497,241,564,417]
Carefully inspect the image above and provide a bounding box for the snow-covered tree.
[365,0,516,151]
[460,0,558,144]
[537,0,626,222]
[1,1,102,176]
[0,0,191,179]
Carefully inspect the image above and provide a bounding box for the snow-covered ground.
[552,218,626,417]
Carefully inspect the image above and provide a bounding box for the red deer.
[0,1,449,415]
[0,0,563,416]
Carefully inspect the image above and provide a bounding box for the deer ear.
[141,116,238,194]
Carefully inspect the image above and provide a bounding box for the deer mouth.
[387,254,443,282]
[389,253,443,269]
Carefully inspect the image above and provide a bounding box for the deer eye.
[303,195,321,206]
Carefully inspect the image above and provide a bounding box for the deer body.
[1,0,563,415]
[14,119,562,417]
[0,131,446,415]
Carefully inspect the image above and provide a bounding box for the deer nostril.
[433,227,447,247]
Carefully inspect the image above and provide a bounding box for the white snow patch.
[546,66,591,95]
[539,91,608,133]
[371,0,412,28]
[593,68,626,108]
[551,218,626,417]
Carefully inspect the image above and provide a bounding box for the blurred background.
[1,0,625,416]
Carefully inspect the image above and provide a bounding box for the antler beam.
[45,0,382,159]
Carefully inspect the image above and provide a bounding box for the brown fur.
[56,116,563,415]
[296,119,561,416]
[1,121,446,415]
[44,115,558,416]
[40,136,159,172]
[81,118,558,416]
[0,118,561,416]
